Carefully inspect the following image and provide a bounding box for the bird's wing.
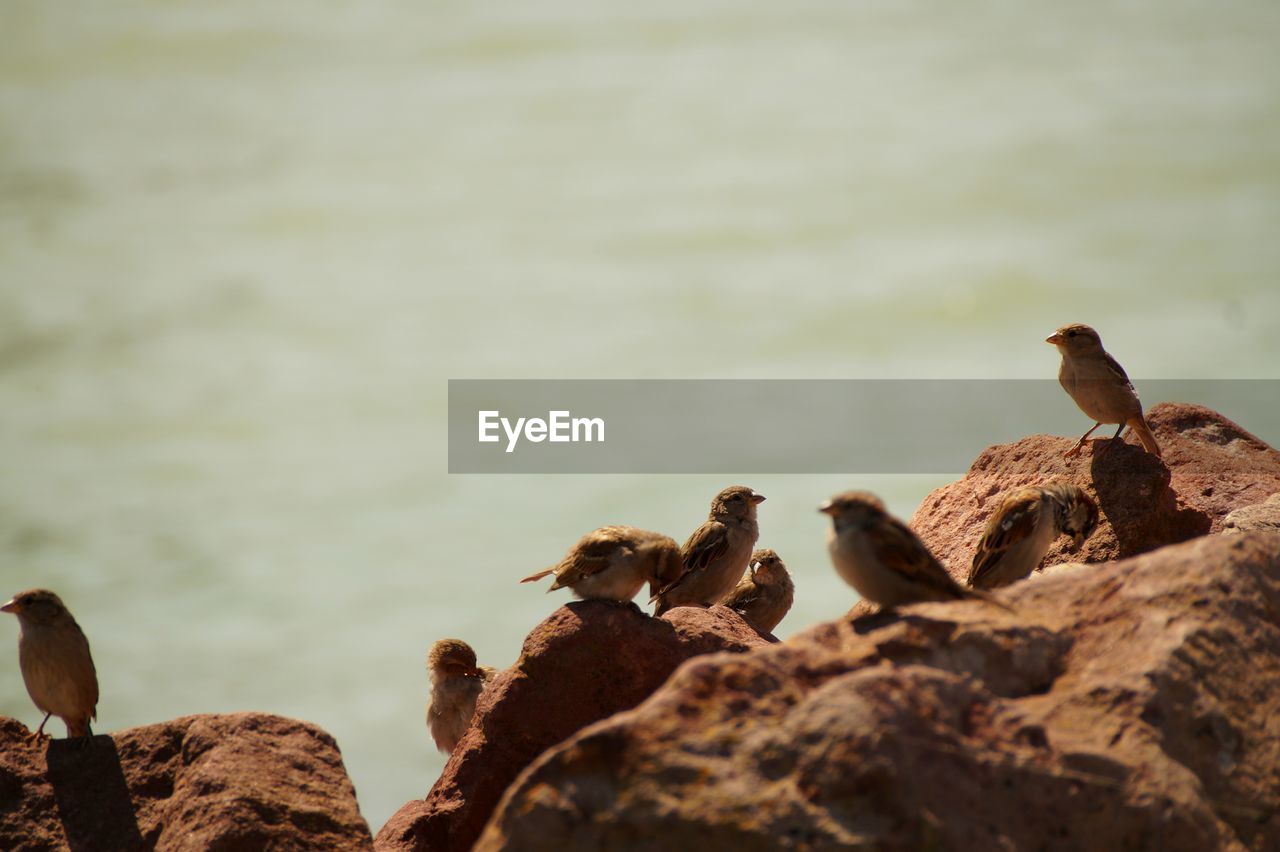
[1102,351,1135,390]
[553,529,631,587]
[652,521,729,600]
[865,517,964,595]
[968,492,1041,586]
[719,574,760,610]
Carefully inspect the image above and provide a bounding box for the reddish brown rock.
[1224,493,1280,535]
[477,531,1280,851]
[375,602,770,852]
[0,712,372,851]
[910,402,1280,581]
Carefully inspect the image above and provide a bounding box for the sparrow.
[819,491,1011,611]
[521,526,683,604]
[967,482,1099,590]
[425,638,496,755]
[2,589,99,742]
[1047,323,1162,459]
[651,486,765,616]
[718,548,794,634]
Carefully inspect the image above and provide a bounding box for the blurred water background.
[3,0,1278,832]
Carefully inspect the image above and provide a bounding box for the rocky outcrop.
[375,602,770,852]
[477,531,1280,851]
[0,712,372,851]
[1224,493,1280,535]
[910,402,1280,578]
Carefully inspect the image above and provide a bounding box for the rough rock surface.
[375,602,770,852]
[1224,493,1280,535]
[0,712,372,851]
[910,402,1280,579]
[478,531,1280,851]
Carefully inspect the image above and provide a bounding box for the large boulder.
[0,712,372,851]
[477,531,1280,851]
[911,402,1280,578]
[375,602,770,852]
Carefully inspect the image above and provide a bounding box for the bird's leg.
[25,713,52,746]
[1065,423,1102,458]
[1095,422,1127,458]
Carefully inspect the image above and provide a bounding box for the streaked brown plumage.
[652,486,765,616]
[968,483,1099,590]
[819,491,1011,612]
[1047,323,1162,459]
[425,639,495,755]
[718,548,794,634]
[522,526,682,604]
[2,589,98,741]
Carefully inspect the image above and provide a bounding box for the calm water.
[3,1,1278,831]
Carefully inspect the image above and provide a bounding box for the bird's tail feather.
[520,567,555,584]
[1127,414,1163,459]
[961,586,1017,613]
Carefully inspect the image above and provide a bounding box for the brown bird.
[967,483,1099,590]
[718,548,794,634]
[425,639,495,755]
[2,589,99,742]
[652,486,765,616]
[1047,323,1162,459]
[521,526,683,604]
[819,491,1011,611]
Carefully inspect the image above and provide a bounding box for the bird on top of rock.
[819,491,1012,612]
[718,547,794,634]
[425,638,495,755]
[521,526,683,604]
[1047,323,1162,459]
[967,482,1099,590]
[651,486,765,616]
[3,588,99,743]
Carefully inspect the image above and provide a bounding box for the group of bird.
[424,323,1159,753]
[3,324,1160,761]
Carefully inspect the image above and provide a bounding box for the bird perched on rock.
[819,491,1011,611]
[2,589,99,742]
[1047,323,1162,459]
[718,548,794,634]
[652,486,765,616]
[967,483,1099,590]
[522,526,683,604]
[425,639,495,755]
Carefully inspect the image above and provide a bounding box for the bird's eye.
[1067,330,1077,337]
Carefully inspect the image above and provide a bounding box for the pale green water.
[2,1,1279,832]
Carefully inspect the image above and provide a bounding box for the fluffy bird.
[425,639,495,755]
[819,491,1010,611]
[2,589,99,742]
[718,548,794,634]
[652,486,765,616]
[967,483,1099,590]
[1047,323,1162,459]
[521,526,683,603]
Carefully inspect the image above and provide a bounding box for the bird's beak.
[750,493,766,505]
[817,500,834,515]
[1046,333,1063,345]
[1,599,17,614]
[749,561,761,578]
